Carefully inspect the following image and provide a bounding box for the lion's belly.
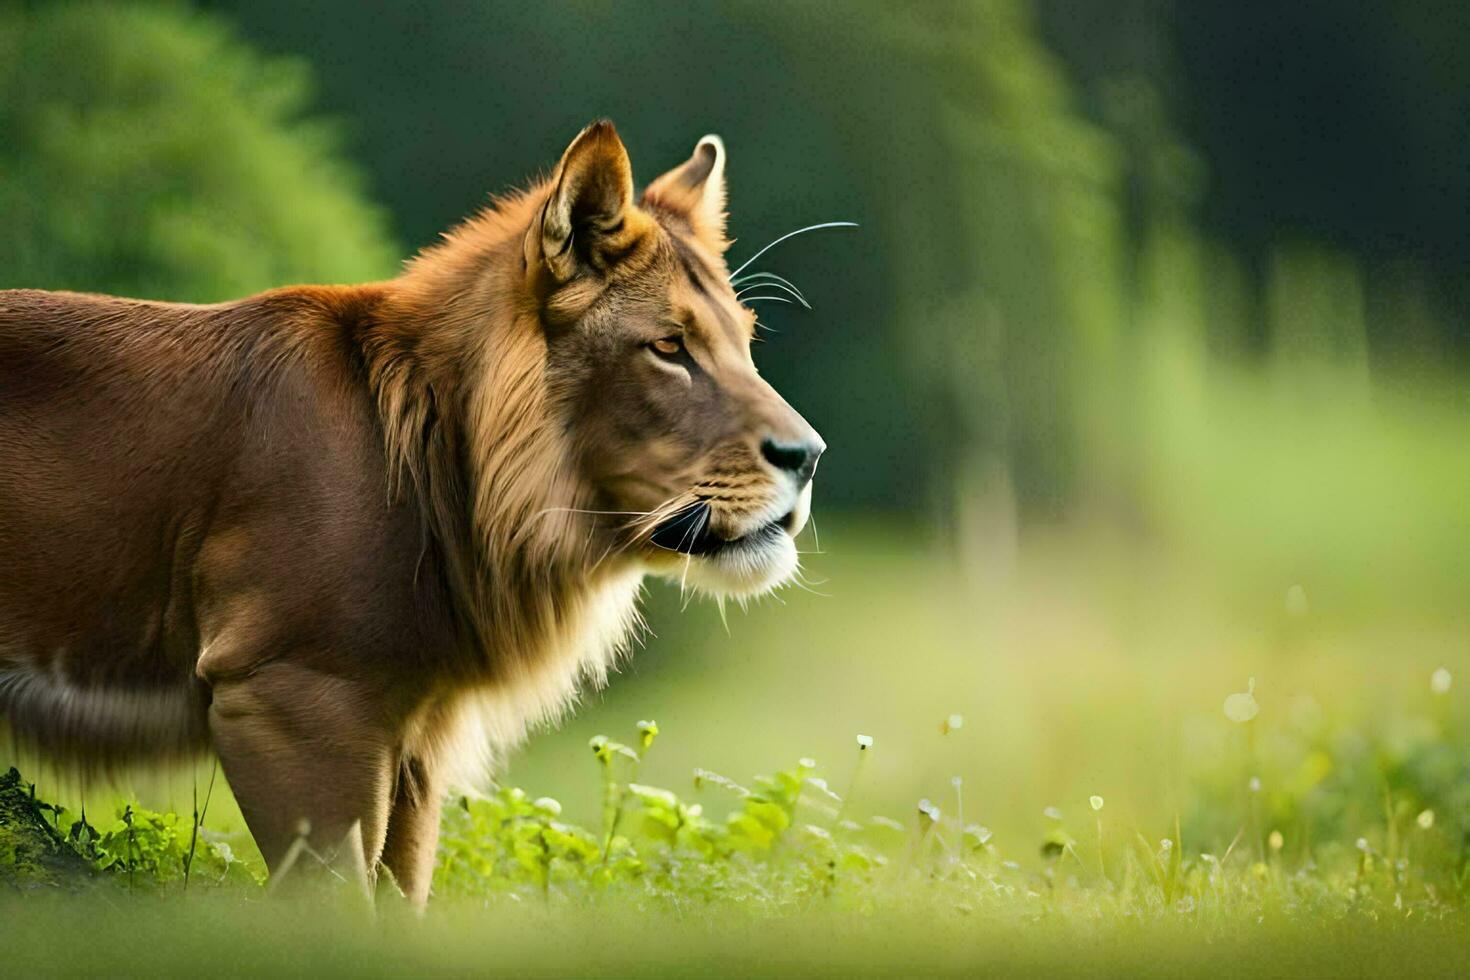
[0,477,214,761]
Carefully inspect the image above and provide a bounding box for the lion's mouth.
[649,502,790,557]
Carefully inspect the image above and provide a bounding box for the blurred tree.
[11,0,1461,546]
[768,0,1147,555]
[0,1,398,302]
[1040,0,1470,355]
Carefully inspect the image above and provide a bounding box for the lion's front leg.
[380,755,444,906]
[208,662,397,896]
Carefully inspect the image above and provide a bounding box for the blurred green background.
[3,0,1467,859]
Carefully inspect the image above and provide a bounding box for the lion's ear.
[642,134,728,253]
[529,120,646,283]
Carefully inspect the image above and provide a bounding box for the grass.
[3,893,1467,978]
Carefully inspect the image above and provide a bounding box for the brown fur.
[0,122,823,903]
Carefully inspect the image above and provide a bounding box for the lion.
[0,121,825,903]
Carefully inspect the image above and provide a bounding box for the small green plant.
[5,678,1467,927]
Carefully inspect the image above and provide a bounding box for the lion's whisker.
[790,569,831,597]
[727,221,859,280]
[675,507,711,606]
[734,280,810,309]
[535,506,660,520]
[629,491,703,552]
[674,504,708,557]
[730,270,805,295]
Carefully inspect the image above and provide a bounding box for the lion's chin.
[648,524,800,599]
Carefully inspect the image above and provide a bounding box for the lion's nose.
[760,436,825,485]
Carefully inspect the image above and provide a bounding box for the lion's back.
[0,290,246,582]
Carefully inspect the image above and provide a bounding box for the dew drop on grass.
[1089,795,1104,811]
[1417,809,1435,830]
[1430,667,1452,695]
[1224,677,1260,723]
[1043,806,1063,820]
[1268,830,1284,851]
[1249,776,1262,793]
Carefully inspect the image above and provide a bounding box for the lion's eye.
[650,336,683,357]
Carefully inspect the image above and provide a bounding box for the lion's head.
[368,122,830,783]
[522,122,825,599]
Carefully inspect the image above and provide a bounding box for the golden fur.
[0,122,824,902]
